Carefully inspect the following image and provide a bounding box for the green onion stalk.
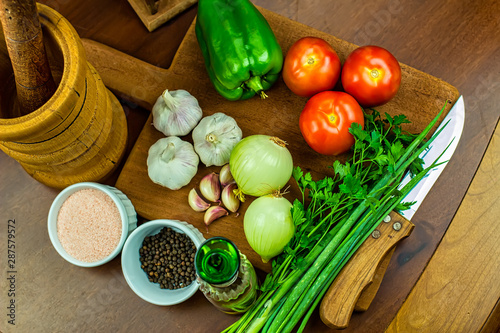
[223,103,449,333]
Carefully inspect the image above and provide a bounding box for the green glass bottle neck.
[195,237,241,286]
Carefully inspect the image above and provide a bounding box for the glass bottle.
[194,236,258,314]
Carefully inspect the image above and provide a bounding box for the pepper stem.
[245,76,267,99]
[161,142,176,163]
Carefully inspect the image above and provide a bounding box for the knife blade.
[399,95,465,220]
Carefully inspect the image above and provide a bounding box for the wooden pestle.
[0,0,56,115]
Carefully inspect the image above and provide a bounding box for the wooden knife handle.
[0,0,56,115]
[319,211,414,330]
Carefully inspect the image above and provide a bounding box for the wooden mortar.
[0,3,128,189]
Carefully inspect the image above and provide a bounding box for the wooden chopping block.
[320,211,415,329]
[0,0,56,115]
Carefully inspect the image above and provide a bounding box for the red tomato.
[341,45,401,107]
[299,91,364,155]
[283,37,341,97]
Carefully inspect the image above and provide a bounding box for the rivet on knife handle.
[319,211,414,330]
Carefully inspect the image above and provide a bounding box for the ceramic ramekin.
[47,182,137,267]
[121,219,206,306]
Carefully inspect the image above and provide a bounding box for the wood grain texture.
[482,299,500,333]
[0,4,128,189]
[38,0,197,69]
[387,119,500,332]
[0,0,56,114]
[128,0,198,32]
[106,8,457,274]
[354,247,395,312]
[320,212,414,329]
[0,0,499,332]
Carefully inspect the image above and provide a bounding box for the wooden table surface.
[1,1,499,332]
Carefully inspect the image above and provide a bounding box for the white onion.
[244,193,295,263]
[229,135,293,197]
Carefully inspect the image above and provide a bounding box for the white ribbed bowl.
[47,182,138,267]
[121,219,206,306]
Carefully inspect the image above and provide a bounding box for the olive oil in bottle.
[195,237,258,314]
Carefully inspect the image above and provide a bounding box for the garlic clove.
[221,183,240,213]
[219,164,235,187]
[200,172,221,202]
[188,188,210,212]
[204,206,229,230]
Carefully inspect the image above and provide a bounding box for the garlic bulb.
[152,89,203,136]
[192,112,243,167]
[147,136,199,190]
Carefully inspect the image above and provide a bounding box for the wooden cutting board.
[85,6,458,281]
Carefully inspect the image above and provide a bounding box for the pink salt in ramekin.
[47,182,137,267]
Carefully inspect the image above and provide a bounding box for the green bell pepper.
[195,0,283,101]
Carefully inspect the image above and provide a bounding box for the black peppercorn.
[139,226,197,290]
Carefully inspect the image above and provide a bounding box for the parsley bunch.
[284,110,423,270]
